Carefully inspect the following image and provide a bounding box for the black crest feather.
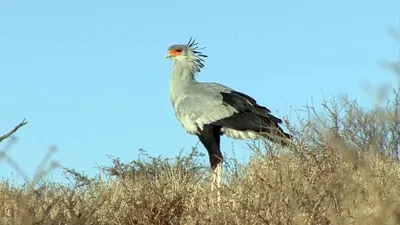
[186,37,208,70]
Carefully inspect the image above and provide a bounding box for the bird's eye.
[176,49,183,53]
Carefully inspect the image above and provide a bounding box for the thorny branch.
[0,118,28,144]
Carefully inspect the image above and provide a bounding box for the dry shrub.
[1,36,400,225]
[1,84,399,225]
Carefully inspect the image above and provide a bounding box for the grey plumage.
[166,38,291,200]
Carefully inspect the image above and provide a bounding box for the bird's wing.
[175,82,290,144]
[175,82,277,128]
[174,83,239,128]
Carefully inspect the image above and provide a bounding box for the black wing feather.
[211,90,292,145]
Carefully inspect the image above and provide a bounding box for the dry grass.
[1,44,400,225]
[1,90,399,225]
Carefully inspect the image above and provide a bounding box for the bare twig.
[0,118,28,144]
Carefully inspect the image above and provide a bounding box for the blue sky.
[0,0,399,183]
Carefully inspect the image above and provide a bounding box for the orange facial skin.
[168,49,182,57]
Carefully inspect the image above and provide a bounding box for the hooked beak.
[165,51,172,59]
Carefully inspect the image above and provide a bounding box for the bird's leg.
[196,124,223,202]
[211,162,222,202]
[211,169,216,191]
[215,163,222,202]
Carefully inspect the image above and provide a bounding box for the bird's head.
[165,44,188,58]
[165,38,208,72]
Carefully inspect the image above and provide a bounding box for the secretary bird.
[165,38,292,200]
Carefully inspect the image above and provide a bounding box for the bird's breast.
[176,113,201,135]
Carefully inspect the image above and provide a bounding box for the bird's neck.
[170,62,198,104]
[170,62,197,88]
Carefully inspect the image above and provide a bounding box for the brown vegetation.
[1,47,399,225]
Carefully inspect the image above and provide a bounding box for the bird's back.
[170,81,238,134]
[171,81,230,109]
